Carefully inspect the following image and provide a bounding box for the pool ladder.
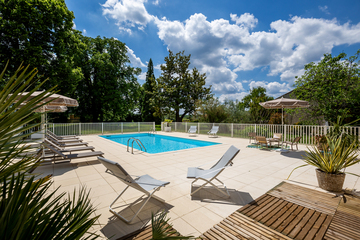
[127,137,146,154]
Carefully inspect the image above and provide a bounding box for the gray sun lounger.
[187,145,240,197]
[46,134,82,143]
[47,130,79,140]
[46,135,89,147]
[98,157,170,224]
[188,126,197,136]
[43,141,103,163]
[43,139,95,154]
[208,126,219,138]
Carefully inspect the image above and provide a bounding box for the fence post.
[53,124,55,134]
[138,122,140,132]
[254,124,256,134]
[198,122,200,134]
[79,123,81,136]
[284,125,287,142]
[231,123,233,137]
[175,122,177,132]
[102,122,104,134]
[185,122,187,132]
[121,122,123,133]
[153,122,155,132]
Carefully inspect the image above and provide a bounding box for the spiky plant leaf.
[151,211,193,240]
[0,63,100,239]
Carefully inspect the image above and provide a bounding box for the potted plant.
[164,119,172,132]
[289,136,360,192]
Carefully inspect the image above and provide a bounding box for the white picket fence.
[46,122,155,136]
[164,122,360,145]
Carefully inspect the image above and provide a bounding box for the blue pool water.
[100,133,220,154]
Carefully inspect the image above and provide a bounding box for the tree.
[293,51,360,123]
[195,97,229,123]
[0,0,82,98]
[140,58,160,123]
[223,99,250,123]
[151,50,212,122]
[74,35,141,122]
[241,87,274,123]
[0,64,99,239]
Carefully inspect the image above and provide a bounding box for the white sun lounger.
[188,125,197,136]
[208,126,219,138]
[98,157,170,224]
[187,145,240,197]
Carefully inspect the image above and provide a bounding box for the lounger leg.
[109,186,164,224]
[190,177,230,197]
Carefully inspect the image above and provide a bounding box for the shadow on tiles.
[191,186,253,205]
[100,196,174,239]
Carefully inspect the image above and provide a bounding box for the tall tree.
[140,58,160,123]
[293,50,360,123]
[0,0,82,97]
[242,87,274,123]
[151,50,212,122]
[74,36,141,122]
[195,97,229,123]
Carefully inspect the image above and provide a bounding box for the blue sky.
[66,0,360,101]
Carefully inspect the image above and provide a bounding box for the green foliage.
[241,87,274,123]
[0,64,99,239]
[293,50,360,123]
[223,99,250,123]
[141,59,161,123]
[327,113,360,148]
[195,97,229,123]
[164,119,172,127]
[150,50,212,122]
[74,35,141,122]
[151,211,192,240]
[0,0,81,98]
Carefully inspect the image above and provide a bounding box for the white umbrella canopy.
[259,97,310,125]
[15,91,79,107]
[33,105,68,113]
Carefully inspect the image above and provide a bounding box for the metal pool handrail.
[127,137,147,154]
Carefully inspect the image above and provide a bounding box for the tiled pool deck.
[33,132,360,239]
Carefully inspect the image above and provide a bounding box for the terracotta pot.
[316,168,345,192]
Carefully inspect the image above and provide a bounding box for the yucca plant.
[288,135,360,178]
[151,211,192,240]
[0,63,100,239]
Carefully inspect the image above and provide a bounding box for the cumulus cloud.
[102,0,154,33]
[230,13,258,29]
[101,2,360,99]
[248,81,292,97]
[218,92,249,102]
[138,72,146,80]
[82,29,87,34]
[72,21,76,29]
[126,46,146,67]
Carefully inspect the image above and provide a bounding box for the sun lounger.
[46,135,89,147]
[42,141,103,163]
[267,133,282,147]
[43,139,95,154]
[248,132,257,143]
[47,130,78,140]
[188,126,197,136]
[98,157,170,223]
[187,145,240,197]
[208,126,219,138]
[46,134,82,143]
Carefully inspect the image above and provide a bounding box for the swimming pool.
[100,133,220,154]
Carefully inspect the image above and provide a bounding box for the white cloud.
[248,81,292,98]
[319,5,330,15]
[102,0,154,33]
[219,92,248,102]
[138,72,146,80]
[72,21,76,29]
[82,29,87,34]
[152,0,160,5]
[126,46,146,67]
[101,3,360,99]
[230,13,258,29]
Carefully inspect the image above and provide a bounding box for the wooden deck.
[201,182,360,240]
[117,181,360,240]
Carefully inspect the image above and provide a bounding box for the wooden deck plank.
[304,213,327,240]
[287,209,315,239]
[243,195,281,218]
[238,194,270,215]
[257,200,288,223]
[266,202,296,228]
[281,207,309,236]
[296,211,321,239]
[275,205,303,233]
[314,215,333,240]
